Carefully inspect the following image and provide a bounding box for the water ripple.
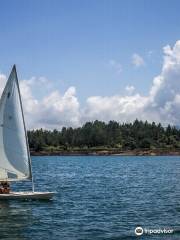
[0,156,179,239]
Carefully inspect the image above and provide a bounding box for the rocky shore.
[30,149,180,156]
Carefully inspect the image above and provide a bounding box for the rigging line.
[13,66,34,191]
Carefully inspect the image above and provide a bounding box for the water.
[0,156,180,240]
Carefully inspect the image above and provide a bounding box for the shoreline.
[30,149,180,156]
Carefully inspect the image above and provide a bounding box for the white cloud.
[125,85,135,95]
[132,53,145,67]
[0,74,7,94]
[109,59,122,74]
[37,87,80,129]
[83,94,148,123]
[0,75,80,129]
[1,40,180,129]
[148,40,180,125]
[20,80,80,129]
[83,40,180,126]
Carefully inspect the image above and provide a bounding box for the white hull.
[0,191,55,200]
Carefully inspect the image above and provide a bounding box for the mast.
[13,65,35,192]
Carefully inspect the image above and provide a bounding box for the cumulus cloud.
[0,74,80,129]
[82,40,180,126]
[132,53,145,67]
[20,80,80,129]
[148,40,180,125]
[85,40,180,126]
[36,87,80,129]
[1,40,180,129]
[83,94,148,123]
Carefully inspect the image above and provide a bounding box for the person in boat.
[3,182,10,194]
[0,181,10,194]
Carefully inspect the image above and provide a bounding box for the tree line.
[27,120,180,152]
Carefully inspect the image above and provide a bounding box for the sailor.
[0,181,10,194]
[4,182,10,194]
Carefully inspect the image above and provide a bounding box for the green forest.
[27,120,180,155]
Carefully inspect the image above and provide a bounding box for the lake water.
[0,156,180,240]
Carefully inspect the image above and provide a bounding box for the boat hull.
[0,191,55,200]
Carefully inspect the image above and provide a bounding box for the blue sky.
[1,0,180,128]
[0,0,179,98]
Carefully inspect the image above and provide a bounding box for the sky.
[0,0,180,129]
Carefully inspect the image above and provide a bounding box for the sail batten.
[0,65,32,181]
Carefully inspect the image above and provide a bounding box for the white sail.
[0,65,32,181]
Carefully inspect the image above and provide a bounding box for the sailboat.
[0,65,54,200]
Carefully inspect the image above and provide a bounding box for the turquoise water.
[0,156,180,239]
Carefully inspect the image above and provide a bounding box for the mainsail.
[0,65,32,181]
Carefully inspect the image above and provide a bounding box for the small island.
[28,119,180,156]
